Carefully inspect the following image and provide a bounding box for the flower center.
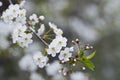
[24,37,28,41]
[37,58,41,61]
[51,47,55,51]
[64,53,67,57]
[58,41,62,45]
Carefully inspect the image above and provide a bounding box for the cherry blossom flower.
[12,24,33,47]
[54,36,67,47]
[48,22,63,36]
[29,14,39,25]
[17,33,33,47]
[33,51,48,68]
[12,24,27,43]
[46,43,61,57]
[1,4,26,25]
[59,47,74,62]
[46,36,67,57]
[37,24,45,35]
[39,15,45,20]
[48,22,57,30]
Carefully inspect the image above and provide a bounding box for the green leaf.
[81,56,95,71]
[86,51,96,60]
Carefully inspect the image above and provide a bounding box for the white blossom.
[16,9,26,24]
[25,42,41,54]
[37,24,45,35]
[59,47,74,62]
[70,72,88,80]
[0,22,15,49]
[48,22,57,30]
[16,17,26,25]
[19,54,37,72]
[54,28,63,36]
[52,74,66,80]
[0,1,3,7]
[29,14,39,25]
[17,33,33,47]
[19,0,26,7]
[14,24,27,35]
[30,72,45,80]
[39,15,45,20]
[8,4,20,18]
[1,4,26,25]
[18,9,26,17]
[54,36,67,47]
[12,24,33,47]
[33,51,48,68]
[46,61,62,76]
[1,10,13,24]
[46,42,61,57]
[48,22,63,36]
[0,37,9,49]
[12,24,26,43]
[46,36,67,57]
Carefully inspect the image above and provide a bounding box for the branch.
[29,27,49,47]
[8,0,13,4]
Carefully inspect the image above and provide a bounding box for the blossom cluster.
[1,3,74,69]
[1,4,26,24]
[12,24,33,47]
[46,23,68,57]
[1,1,95,78]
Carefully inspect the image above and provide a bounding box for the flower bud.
[75,38,79,43]
[39,15,45,20]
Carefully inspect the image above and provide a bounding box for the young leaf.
[80,56,95,71]
[86,51,96,60]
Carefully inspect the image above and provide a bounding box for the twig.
[29,27,49,47]
[8,0,13,4]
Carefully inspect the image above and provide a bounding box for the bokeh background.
[0,0,120,80]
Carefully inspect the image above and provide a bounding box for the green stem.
[45,28,52,35]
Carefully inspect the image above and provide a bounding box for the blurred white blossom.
[19,54,37,72]
[52,74,66,80]
[39,15,45,20]
[69,18,98,41]
[0,22,14,49]
[25,42,41,54]
[30,72,44,80]
[0,1,3,7]
[70,72,88,80]
[84,4,98,20]
[19,0,26,7]
[104,0,120,15]
[46,61,62,76]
